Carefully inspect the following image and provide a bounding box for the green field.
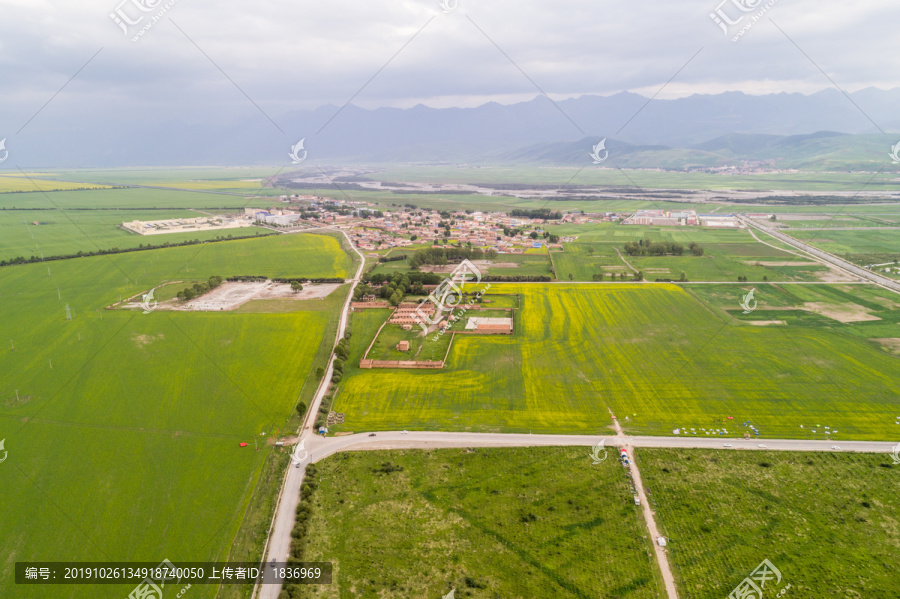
[298,447,663,599]
[790,228,900,273]
[639,448,900,598]
[0,186,273,210]
[547,224,829,282]
[365,319,453,362]
[0,232,353,599]
[0,208,273,262]
[331,283,900,439]
[0,175,112,193]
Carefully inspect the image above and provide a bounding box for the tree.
[388,290,403,306]
[568,273,574,281]
[592,273,604,281]
[410,234,418,241]
[587,247,594,256]
[291,281,303,293]
[296,402,307,417]
[315,367,325,379]
[678,271,687,282]
[529,231,539,240]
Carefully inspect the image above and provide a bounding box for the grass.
[0,186,273,210]
[638,448,900,598]
[0,232,353,599]
[297,447,663,599]
[365,322,453,362]
[0,176,112,193]
[0,208,272,262]
[546,224,828,282]
[331,283,900,439]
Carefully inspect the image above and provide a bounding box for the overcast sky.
[1,0,898,134]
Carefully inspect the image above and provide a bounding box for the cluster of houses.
[622,209,744,228]
[352,209,569,252]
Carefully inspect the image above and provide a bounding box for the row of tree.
[0,232,272,268]
[623,239,705,257]
[408,247,496,268]
[225,276,345,284]
[592,272,644,281]
[378,254,408,263]
[509,209,563,220]
[278,463,319,599]
[176,276,223,301]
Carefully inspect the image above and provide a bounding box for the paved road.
[255,230,365,599]
[738,215,900,293]
[305,431,897,461]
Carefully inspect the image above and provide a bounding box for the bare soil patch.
[132,333,165,347]
[745,320,786,326]
[873,338,900,354]
[174,282,339,311]
[802,302,882,323]
[750,261,820,267]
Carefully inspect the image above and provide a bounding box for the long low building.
[122,215,254,235]
[465,317,513,334]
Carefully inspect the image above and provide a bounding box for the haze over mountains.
[7,88,900,169]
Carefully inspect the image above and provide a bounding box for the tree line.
[0,231,273,268]
[225,275,345,284]
[623,239,704,257]
[509,209,563,220]
[408,246,497,268]
[176,276,224,301]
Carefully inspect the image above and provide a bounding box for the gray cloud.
[1,0,897,161]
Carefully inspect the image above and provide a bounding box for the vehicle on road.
[723,443,732,447]
[832,445,841,450]
[401,430,408,434]
[758,444,767,448]
[369,433,376,437]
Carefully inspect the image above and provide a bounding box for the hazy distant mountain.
[5,89,900,168]
[499,130,900,171]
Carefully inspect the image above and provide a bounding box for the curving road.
[255,229,365,599]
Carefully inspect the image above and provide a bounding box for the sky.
[1,0,897,127]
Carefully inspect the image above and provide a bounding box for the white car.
[831,445,841,450]
[723,443,733,448]
[758,444,767,448]
[400,430,408,434]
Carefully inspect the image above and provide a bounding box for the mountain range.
[5,88,900,169]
